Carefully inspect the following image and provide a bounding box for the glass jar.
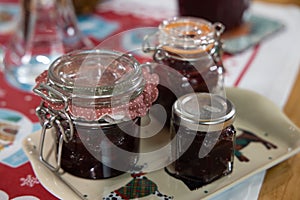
[143,17,225,127]
[166,93,236,188]
[33,50,158,179]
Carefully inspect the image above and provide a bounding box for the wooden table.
[258,70,300,200]
[255,1,300,199]
[258,0,300,6]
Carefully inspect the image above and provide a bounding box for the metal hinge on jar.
[34,83,74,172]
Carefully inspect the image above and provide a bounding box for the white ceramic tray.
[22,87,300,200]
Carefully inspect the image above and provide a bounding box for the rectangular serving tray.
[22,87,300,200]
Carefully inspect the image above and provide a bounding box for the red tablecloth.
[1,0,299,199]
[0,2,161,199]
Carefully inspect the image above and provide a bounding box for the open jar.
[166,93,236,189]
[33,50,158,179]
[143,17,225,127]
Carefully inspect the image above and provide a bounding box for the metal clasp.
[210,22,225,69]
[213,22,225,38]
[153,48,169,61]
[34,82,74,141]
[142,30,159,53]
[39,119,63,172]
[36,102,74,172]
[33,83,68,107]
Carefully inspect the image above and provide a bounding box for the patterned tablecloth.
[0,0,299,199]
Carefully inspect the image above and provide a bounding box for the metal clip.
[35,81,74,142]
[39,115,64,172]
[33,83,69,109]
[142,30,159,53]
[36,102,74,172]
[213,22,225,38]
[211,22,225,68]
[153,48,168,61]
[36,100,74,143]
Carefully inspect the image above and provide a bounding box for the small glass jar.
[166,93,236,188]
[33,50,158,179]
[143,17,225,127]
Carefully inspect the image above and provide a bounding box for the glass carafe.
[3,0,93,91]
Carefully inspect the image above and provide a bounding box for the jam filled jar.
[143,17,225,127]
[166,93,236,189]
[33,50,158,179]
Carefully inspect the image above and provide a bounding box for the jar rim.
[158,17,224,54]
[159,16,215,38]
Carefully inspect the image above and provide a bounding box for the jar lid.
[47,49,145,105]
[34,50,159,122]
[172,93,235,132]
[158,17,224,55]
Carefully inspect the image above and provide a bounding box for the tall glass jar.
[166,93,236,189]
[143,17,225,127]
[33,50,158,179]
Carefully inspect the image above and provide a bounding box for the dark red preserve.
[166,93,236,188]
[56,118,141,179]
[144,17,225,127]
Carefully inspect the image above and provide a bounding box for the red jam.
[153,54,219,127]
[166,93,236,189]
[166,125,236,189]
[56,119,140,179]
[155,52,219,92]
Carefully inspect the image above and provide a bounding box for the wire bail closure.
[35,86,74,172]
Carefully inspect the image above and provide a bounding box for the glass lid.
[47,50,145,100]
[173,93,235,131]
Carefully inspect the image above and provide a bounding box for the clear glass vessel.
[143,17,225,127]
[166,93,236,188]
[33,49,158,179]
[3,0,93,91]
